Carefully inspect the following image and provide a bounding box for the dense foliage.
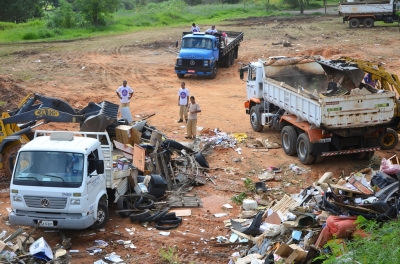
[0,0,44,23]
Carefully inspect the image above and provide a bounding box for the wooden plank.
[133,144,145,172]
[169,209,192,216]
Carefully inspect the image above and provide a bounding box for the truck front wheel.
[250,105,264,132]
[281,126,297,156]
[363,18,374,28]
[90,201,109,229]
[349,18,360,28]
[177,74,185,79]
[380,128,399,150]
[210,65,217,79]
[296,133,315,165]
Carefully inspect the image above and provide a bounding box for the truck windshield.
[13,151,84,188]
[182,38,212,50]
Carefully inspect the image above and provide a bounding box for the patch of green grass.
[316,216,400,263]
[159,246,180,264]
[0,101,6,106]
[0,0,342,43]
[231,192,247,205]
[244,177,255,192]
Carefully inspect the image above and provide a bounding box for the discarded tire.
[135,198,155,210]
[195,152,209,168]
[116,197,132,218]
[160,212,176,220]
[140,208,169,223]
[164,139,194,153]
[155,223,180,230]
[158,216,182,225]
[130,211,151,223]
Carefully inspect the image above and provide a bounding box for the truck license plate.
[188,70,195,73]
[39,220,54,227]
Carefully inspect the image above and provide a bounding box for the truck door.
[86,149,105,210]
[213,40,219,60]
[246,65,260,99]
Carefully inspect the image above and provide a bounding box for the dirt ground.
[1,15,400,263]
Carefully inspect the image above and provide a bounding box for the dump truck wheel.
[177,74,185,79]
[313,155,324,164]
[363,18,374,28]
[296,133,315,165]
[250,105,264,132]
[349,18,360,28]
[364,151,375,160]
[4,144,21,179]
[230,51,234,66]
[116,197,131,218]
[281,126,297,156]
[351,152,366,160]
[380,128,399,150]
[90,201,109,229]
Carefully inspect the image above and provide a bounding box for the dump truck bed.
[263,77,396,129]
[216,31,244,57]
[339,1,397,15]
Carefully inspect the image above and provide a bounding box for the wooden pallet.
[166,194,203,208]
[270,194,299,216]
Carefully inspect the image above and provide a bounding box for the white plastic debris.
[104,252,124,263]
[223,204,233,209]
[159,231,170,236]
[213,213,227,218]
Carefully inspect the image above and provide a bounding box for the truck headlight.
[203,60,209,67]
[70,199,80,205]
[177,58,182,66]
[13,196,22,202]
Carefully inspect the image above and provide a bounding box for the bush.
[38,29,54,38]
[22,31,39,40]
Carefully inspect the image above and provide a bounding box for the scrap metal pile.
[216,155,400,263]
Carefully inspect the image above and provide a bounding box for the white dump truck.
[241,56,396,164]
[339,0,400,28]
[9,130,132,229]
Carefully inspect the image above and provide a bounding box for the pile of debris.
[212,154,400,263]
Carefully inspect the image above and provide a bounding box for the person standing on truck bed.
[186,96,201,139]
[191,23,200,32]
[177,82,190,123]
[116,80,134,111]
[206,25,218,35]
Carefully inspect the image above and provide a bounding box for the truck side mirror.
[96,160,104,174]
[175,40,179,48]
[240,68,244,80]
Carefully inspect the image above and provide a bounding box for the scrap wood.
[231,229,256,242]
[270,194,298,217]
[211,241,249,247]
[331,201,380,214]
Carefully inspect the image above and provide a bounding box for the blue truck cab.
[175,31,244,79]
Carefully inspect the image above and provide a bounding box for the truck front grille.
[24,196,67,209]
[182,59,203,67]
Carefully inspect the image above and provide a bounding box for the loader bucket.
[79,101,119,132]
[316,59,365,88]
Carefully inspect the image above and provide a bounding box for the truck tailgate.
[263,77,395,129]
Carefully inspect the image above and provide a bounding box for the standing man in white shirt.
[116,80,134,111]
[177,82,190,123]
[186,96,201,139]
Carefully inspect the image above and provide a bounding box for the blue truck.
[175,31,244,79]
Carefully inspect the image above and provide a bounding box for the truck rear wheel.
[363,18,374,28]
[296,133,315,165]
[177,74,184,79]
[313,155,324,164]
[380,128,399,150]
[90,201,109,229]
[281,126,297,156]
[230,51,234,66]
[250,105,264,132]
[349,18,360,28]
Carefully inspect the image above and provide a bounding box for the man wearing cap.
[206,25,218,35]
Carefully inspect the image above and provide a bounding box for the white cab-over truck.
[242,57,396,164]
[9,130,130,229]
[339,0,400,28]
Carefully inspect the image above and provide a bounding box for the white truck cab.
[9,131,111,229]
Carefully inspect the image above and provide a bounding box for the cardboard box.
[29,237,53,261]
[131,128,142,145]
[275,243,307,263]
[116,125,133,144]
